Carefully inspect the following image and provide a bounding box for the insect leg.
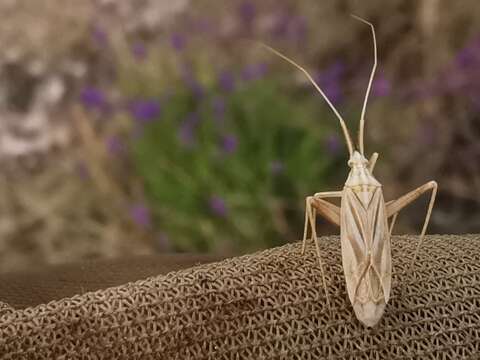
[301,191,342,255]
[303,192,341,313]
[306,197,332,312]
[302,197,312,254]
[386,181,438,267]
[389,213,398,236]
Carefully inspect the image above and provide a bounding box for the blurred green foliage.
[131,78,348,252]
[4,0,480,273]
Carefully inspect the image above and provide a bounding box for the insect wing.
[340,187,391,304]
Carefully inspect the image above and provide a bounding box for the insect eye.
[347,159,354,167]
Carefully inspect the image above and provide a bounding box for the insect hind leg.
[301,192,341,313]
[386,181,438,268]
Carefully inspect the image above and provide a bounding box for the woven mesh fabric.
[0,302,13,317]
[0,254,219,309]
[1,234,480,359]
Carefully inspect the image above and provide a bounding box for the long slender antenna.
[351,14,377,156]
[259,43,354,157]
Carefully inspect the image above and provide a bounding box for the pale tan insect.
[261,15,437,327]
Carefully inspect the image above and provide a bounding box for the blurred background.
[0,0,479,273]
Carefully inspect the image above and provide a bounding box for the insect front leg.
[386,181,438,268]
[302,191,342,255]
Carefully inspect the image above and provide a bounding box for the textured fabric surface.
[1,234,480,359]
[0,254,220,309]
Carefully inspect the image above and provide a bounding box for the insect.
[261,15,437,327]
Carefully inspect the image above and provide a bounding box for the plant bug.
[261,15,437,327]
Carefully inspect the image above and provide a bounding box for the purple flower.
[218,71,235,93]
[170,33,186,52]
[271,13,290,38]
[455,37,480,68]
[270,160,284,175]
[75,161,90,180]
[91,24,108,47]
[316,61,345,104]
[443,70,466,92]
[80,87,106,110]
[322,82,342,105]
[178,123,195,147]
[178,112,200,147]
[372,72,391,97]
[130,203,152,228]
[131,42,147,60]
[325,134,342,155]
[212,97,226,121]
[182,65,204,99]
[238,1,256,24]
[241,63,268,81]
[320,61,345,81]
[187,17,214,34]
[129,99,161,123]
[209,196,228,217]
[105,135,124,156]
[221,134,237,154]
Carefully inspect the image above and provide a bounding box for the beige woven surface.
[1,234,480,359]
[0,253,220,309]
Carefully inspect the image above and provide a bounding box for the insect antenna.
[259,43,354,157]
[351,14,377,156]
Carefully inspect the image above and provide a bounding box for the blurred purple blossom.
[130,203,152,229]
[212,97,226,121]
[189,18,214,35]
[271,13,307,42]
[182,65,205,99]
[320,61,345,81]
[179,122,195,147]
[441,36,480,98]
[270,160,284,175]
[316,61,345,104]
[178,112,200,147]
[325,134,342,155]
[455,37,480,68]
[170,33,186,52]
[241,63,268,82]
[271,13,290,38]
[129,99,161,123]
[238,1,256,24]
[80,86,107,110]
[221,134,238,154]
[218,71,235,93]
[131,42,147,60]
[322,82,342,105]
[372,72,391,97]
[91,24,108,48]
[75,161,90,180]
[443,70,466,92]
[209,196,228,217]
[105,135,125,156]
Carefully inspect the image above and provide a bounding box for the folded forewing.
[340,187,391,304]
